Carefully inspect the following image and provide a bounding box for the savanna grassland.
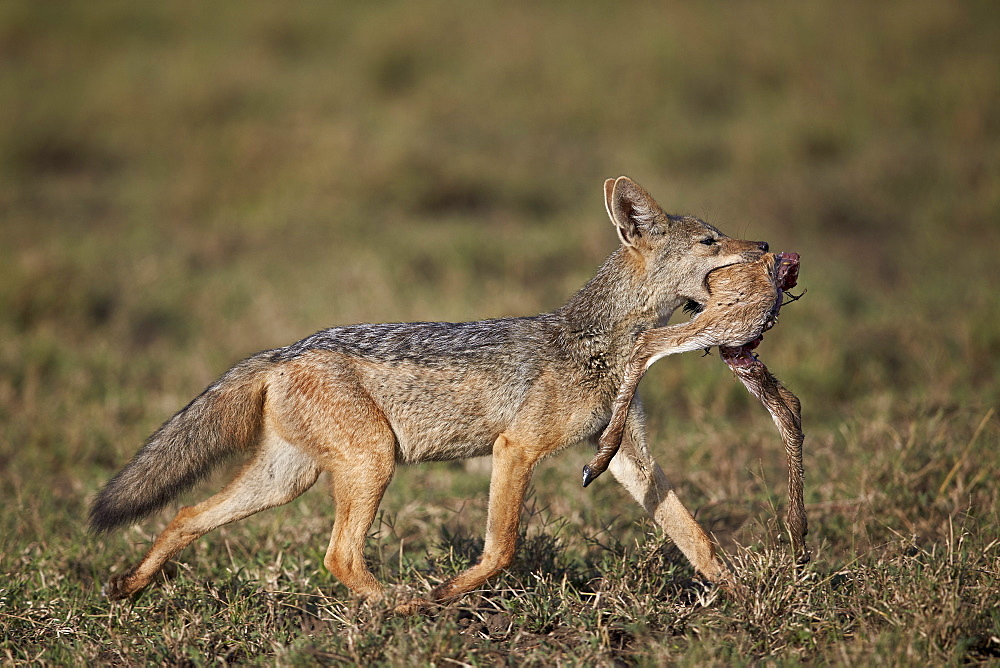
[2,2,999,665]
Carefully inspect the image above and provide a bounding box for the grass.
[2,1,999,664]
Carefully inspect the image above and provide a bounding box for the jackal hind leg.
[322,420,397,601]
[104,433,321,600]
[427,433,540,604]
[607,400,730,584]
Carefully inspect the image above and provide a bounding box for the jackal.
[90,176,768,606]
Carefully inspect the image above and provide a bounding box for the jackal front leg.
[608,403,730,584]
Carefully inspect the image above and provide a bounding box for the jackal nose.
[758,241,769,252]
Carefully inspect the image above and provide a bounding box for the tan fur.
[92,176,771,608]
[584,255,809,564]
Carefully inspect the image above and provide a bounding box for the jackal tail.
[89,353,272,533]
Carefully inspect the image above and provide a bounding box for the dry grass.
[2,1,999,664]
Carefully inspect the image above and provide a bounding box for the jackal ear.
[606,176,664,249]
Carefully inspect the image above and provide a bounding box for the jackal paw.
[393,597,436,616]
[715,573,750,601]
[102,572,139,600]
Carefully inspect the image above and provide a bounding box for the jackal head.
[605,176,768,316]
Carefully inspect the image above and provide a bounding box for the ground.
[2,2,999,664]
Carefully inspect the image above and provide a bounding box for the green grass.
[2,1,999,664]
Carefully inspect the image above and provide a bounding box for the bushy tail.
[89,353,272,533]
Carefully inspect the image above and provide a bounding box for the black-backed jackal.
[91,177,775,609]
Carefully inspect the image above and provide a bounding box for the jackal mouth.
[720,252,800,369]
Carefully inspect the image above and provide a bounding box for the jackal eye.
[699,237,716,245]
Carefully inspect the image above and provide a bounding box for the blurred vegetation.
[2,1,998,664]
